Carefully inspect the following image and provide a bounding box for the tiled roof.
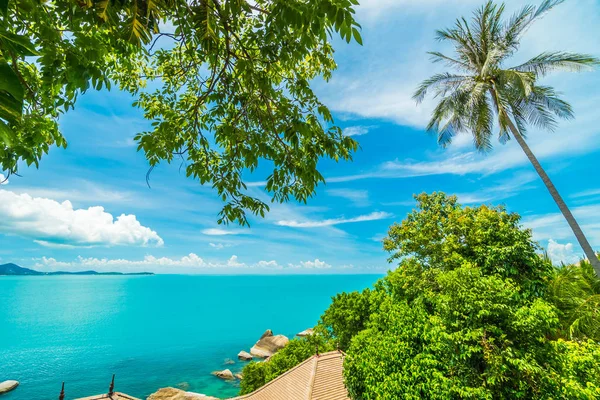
[230,351,349,400]
[75,392,140,400]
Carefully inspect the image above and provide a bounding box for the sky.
[1,0,599,274]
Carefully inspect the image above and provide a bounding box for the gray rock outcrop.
[250,330,289,358]
[0,380,19,395]
[296,328,314,337]
[212,369,235,380]
[237,351,253,361]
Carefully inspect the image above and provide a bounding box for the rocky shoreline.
[148,327,311,400]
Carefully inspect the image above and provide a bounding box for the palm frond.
[469,92,494,151]
[548,262,600,341]
[428,52,471,72]
[503,0,564,49]
[511,52,600,76]
[413,73,471,103]
[497,69,535,98]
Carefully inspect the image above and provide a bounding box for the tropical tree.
[414,0,600,274]
[548,259,600,341]
[1,0,362,225]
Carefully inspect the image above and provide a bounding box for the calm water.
[0,274,380,400]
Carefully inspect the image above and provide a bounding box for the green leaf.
[0,119,15,146]
[0,62,24,103]
[0,90,22,123]
[352,27,363,45]
[0,32,39,56]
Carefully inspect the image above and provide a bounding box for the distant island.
[0,263,154,276]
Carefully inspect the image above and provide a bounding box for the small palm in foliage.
[548,259,600,341]
[415,0,600,274]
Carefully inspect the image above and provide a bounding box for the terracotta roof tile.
[230,351,349,400]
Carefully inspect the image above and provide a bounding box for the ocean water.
[0,274,380,400]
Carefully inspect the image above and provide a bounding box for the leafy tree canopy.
[1,0,362,224]
[237,193,600,398]
[239,336,334,395]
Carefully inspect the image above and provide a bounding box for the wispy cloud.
[277,211,392,228]
[454,172,538,205]
[0,189,163,247]
[522,204,600,248]
[343,126,372,136]
[202,228,249,236]
[571,189,600,199]
[327,188,370,207]
[209,242,233,250]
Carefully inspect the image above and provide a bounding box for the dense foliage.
[548,259,600,342]
[342,193,600,399]
[239,336,334,395]
[241,193,600,399]
[1,0,361,224]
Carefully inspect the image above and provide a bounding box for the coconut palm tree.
[414,0,600,275]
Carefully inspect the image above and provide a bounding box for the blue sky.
[1,0,599,274]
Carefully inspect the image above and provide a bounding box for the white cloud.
[39,253,207,269]
[547,239,581,265]
[209,242,232,250]
[455,172,538,205]
[291,259,332,269]
[0,190,163,247]
[277,211,392,228]
[202,228,248,236]
[343,126,371,136]
[0,174,8,185]
[571,189,600,199]
[34,254,350,273]
[327,188,370,207]
[227,255,244,267]
[522,205,600,250]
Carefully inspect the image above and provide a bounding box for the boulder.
[224,358,235,365]
[237,351,253,361]
[234,373,243,380]
[296,328,314,337]
[259,329,273,340]
[212,369,235,380]
[175,382,190,391]
[0,380,19,394]
[148,387,219,400]
[250,332,289,358]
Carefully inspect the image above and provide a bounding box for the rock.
[175,382,190,391]
[250,332,289,358]
[212,369,235,380]
[237,351,253,361]
[234,373,243,380]
[148,387,219,400]
[0,380,19,394]
[259,329,273,340]
[224,358,235,365]
[296,328,314,337]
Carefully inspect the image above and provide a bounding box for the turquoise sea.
[0,274,380,400]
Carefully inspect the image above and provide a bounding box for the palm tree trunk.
[504,118,600,275]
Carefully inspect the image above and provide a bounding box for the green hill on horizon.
[0,263,153,276]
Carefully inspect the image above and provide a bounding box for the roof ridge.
[306,352,320,400]
[229,353,318,399]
